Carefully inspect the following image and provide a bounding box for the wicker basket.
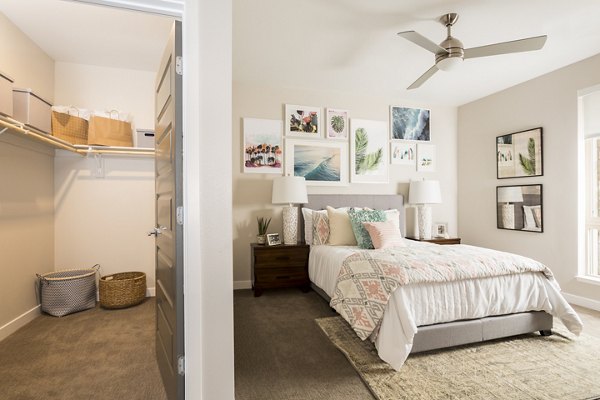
[99,272,146,309]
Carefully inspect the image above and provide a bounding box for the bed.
[302,194,583,370]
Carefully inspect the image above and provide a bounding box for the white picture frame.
[284,139,348,186]
[350,119,389,183]
[433,222,449,238]
[242,118,283,174]
[390,106,431,141]
[266,233,282,246]
[390,142,416,166]
[417,143,436,172]
[325,108,349,140]
[284,104,321,138]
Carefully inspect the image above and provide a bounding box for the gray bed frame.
[303,194,553,354]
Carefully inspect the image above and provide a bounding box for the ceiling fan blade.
[407,65,438,90]
[397,30,448,55]
[463,35,547,59]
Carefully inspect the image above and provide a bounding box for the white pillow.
[384,209,401,231]
[327,206,357,246]
[301,207,314,244]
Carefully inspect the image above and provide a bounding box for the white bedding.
[309,242,583,370]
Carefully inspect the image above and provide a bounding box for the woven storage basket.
[99,272,146,309]
[37,265,99,317]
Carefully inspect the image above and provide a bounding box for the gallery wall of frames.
[242,104,433,186]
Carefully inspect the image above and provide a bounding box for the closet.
[0,0,173,342]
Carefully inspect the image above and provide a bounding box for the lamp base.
[282,206,299,245]
[501,204,515,229]
[417,205,432,240]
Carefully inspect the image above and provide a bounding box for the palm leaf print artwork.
[518,138,536,175]
[355,128,383,174]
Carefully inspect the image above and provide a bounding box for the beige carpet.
[317,316,600,400]
[0,299,166,400]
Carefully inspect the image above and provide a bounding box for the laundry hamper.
[99,272,146,309]
[37,265,100,317]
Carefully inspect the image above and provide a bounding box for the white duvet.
[309,242,583,370]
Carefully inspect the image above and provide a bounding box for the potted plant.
[256,217,271,245]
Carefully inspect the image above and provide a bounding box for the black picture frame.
[496,127,543,179]
[496,184,543,233]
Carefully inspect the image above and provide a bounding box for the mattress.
[309,242,583,369]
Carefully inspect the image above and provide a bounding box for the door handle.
[148,227,166,236]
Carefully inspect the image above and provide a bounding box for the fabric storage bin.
[0,71,14,117]
[99,272,146,309]
[13,88,52,133]
[37,265,100,317]
[134,129,155,149]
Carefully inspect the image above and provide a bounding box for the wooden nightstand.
[251,243,310,297]
[406,237,461,245]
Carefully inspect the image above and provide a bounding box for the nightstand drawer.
[255,267,307,285]
[254,247,309,267]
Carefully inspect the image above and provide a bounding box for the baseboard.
[0,305,41,342]
[234,280,252,290]
[146,287,156,297]
[562,292,600,312]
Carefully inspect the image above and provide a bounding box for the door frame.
[65,1,235,399]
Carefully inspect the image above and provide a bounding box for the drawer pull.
[275,256,290,261]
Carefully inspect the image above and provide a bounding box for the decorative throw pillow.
[312,210,330,245]
[301,208,314,244]
[384,209,401,230]
[363,221,407,249]
[348,209,386,249]
[327,206,357,246]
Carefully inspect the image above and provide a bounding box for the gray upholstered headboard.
[300,194,405,243]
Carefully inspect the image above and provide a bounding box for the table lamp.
[272,176,308,245]
[409,179,442,240]
[497,186,523,229]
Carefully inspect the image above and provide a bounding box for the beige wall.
[53,63,156,290]
[0,135,54,337]
[458,53,600,303]
[0,12,54,102]
[233,81,458,285]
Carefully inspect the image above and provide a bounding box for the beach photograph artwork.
[390,106,430,141]
[285,139,348,186]
[243,118,283,174]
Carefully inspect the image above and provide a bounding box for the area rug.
[316,316,600,400]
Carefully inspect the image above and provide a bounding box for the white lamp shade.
[272,176,308,205]
[497,187,523,203]
[408,180,441,205]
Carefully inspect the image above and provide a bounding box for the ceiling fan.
[398,13,547,89]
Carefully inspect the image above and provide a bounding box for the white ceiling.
[2,0,600,105]
[234,0,600,106]
[0,0,174,72]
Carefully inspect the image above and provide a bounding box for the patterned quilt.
[330,244,554,340]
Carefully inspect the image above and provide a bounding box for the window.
[583,88,600,279]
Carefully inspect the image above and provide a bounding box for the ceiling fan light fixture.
[436,56,462,71]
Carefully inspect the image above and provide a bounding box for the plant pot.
[257,235,266,245]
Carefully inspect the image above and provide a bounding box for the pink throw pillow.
[362,221,407,249]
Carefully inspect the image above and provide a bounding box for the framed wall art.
[496,184,543,232]
[242,118,283,174]
[284,104,321,137]
[390,106,430,141]
[391,142,416,166]
[284,139,348,186]
[325,108,349,140]
[497,127,543,179]
[416,143,436,172]
[350,119,389,183]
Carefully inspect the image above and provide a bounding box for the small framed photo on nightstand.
[266,233,282,246]
[433,223,449,239]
